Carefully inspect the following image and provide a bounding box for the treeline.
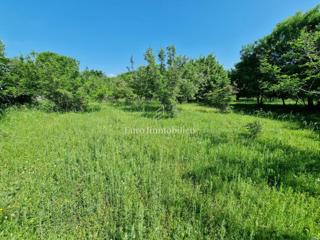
[113,46,231,116]
[0,45,111,112]
[3,6,318,115]
[0,42,232,115]
[231,5,320,108]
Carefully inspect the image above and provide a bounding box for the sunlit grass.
[0,104,319,239]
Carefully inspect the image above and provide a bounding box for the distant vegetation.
[1,6,319,115]
[118,47,231,115]
[0,47,111,112]
[0,42,231,115]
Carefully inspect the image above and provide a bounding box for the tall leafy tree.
[231,44,264,104]
[159,46,181,115]
[177,60,199,103]
[287,29,320,106]
[194,55,231,107]
[35,52,88,111]
[4,54,39,104]
[158,48,166,74]
[232,5,320,107]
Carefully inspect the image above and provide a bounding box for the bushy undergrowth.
[244,121,262,138]
[0,104,319,239]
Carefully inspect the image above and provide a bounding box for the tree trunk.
[282,98,286,106]
[257,96,263,106]
[307,97,314,108]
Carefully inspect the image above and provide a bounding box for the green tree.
[158,46,180,116]
[0,41,8,105]
[111,73,135,101]
[130,48,161,101]
[231,44,264,104]
[232,5,320,107]
[78,69,111,101]
[177,60,199,103]
[194,55,231,108]
[158,48,166,74]
[35,52,87,111]
[143,48,161,99]
[3,54,39,104]
[288,29,320,107]
[119,46,232,115]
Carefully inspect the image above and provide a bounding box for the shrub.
[205,86,232,112]
[49,89,89,112]
[111,77,135,101]
[163,97,177,118]
[245,121,262,138]
[86,102,102,112]
[36,98,57,112]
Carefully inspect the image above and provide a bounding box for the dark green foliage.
[205,85,232,112]
[230,44,263,103]
[34,52,89,111]
[0,47,110,112]
[3,54,39,105]
[232,5,320,107]
[177,61,199,103]
[49,89,89,112]
[194,55,231,104]
[157,46,180,116]
[244,121,262,138]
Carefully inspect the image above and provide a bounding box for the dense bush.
[78,70,111,101]
[0,48,110,112]
[50,89,89,112]
[110,74,136,101]
[205,85,232,112]
[244,121,263,138]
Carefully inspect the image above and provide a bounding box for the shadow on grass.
[168,176,310,239]
[254,139,320,195]
[231,103,320,133]
[183,137,320,196]
[180,139,318,238]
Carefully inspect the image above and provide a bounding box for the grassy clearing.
[0,104,319,239]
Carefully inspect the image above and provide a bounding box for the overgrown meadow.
[1,4,320,240]
[1,103,319,239]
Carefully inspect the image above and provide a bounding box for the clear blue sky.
[0,0,319,75]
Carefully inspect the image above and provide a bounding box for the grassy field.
[0,103,319,239]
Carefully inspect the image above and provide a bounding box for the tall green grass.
[0,104,319,239]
